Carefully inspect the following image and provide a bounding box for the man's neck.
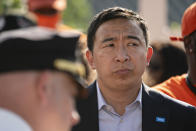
[97,80,141,115]
[188,70,196,85]
[35,13,60,29]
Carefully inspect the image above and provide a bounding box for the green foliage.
[11,0,22,8]
[62,0,93,32]
[0,1,4,14]
[0,0,25,15]
[0,0,7,14]
[170,21,180,30]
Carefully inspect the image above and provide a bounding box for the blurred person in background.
[28,0,96,85]
[153,2,196,106]
[143,41,188,87]
[0,26,87,131]
[28,0,67,29]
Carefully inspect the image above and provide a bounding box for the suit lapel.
[74,82,99,131]
[86,82,99,131]
[142,85,169,131]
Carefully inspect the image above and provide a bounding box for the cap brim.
[170,36,184,42]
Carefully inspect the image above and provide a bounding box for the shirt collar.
[96,81,142,111]
[96,82,108,110]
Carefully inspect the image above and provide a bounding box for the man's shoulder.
[76,82,97,104]
[143,85,196,131]
[73,82,99,131]
[145,85,195,111]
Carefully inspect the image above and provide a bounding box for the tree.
[62,0,93,32]
[0,0,93,32]
[0,0,25,15]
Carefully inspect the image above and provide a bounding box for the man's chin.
[114,79,135,86]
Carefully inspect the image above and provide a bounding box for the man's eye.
[104,43,114,47]
[108,43,114,47]
[128,43,138,46]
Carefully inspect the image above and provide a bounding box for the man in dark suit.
[73,7,196,131]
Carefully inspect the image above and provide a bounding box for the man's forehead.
[99,18,138,28]
[95,19,144,42]
[96,19,142,35]
[98,30,142,38]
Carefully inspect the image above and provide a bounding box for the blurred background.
[0,0,195,42]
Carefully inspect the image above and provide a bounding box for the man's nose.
[114,47,129,63]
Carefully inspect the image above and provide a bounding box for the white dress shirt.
[96,82,142,131]
[0,108,32,131]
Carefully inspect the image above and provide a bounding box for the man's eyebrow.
[102,37,114,43]
[127,35,141,42]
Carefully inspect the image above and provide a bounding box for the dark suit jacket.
[73,82,196,131]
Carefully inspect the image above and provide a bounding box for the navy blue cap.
[0,14,36,33]
[0,27,87,96]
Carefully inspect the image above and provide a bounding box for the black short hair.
[150,42,188,84]
[87,7,148,51]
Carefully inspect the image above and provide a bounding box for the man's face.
[87,18,152,89]
[48,72,80,131]
[184,32,196,56]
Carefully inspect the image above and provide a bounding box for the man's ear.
[35,71,52,106]
[146,46,153,66]
[184,39,194,54]
[86,50,96,69]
